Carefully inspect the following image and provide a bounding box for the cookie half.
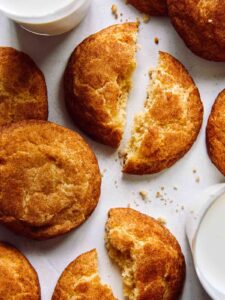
[0,242,40,300]
[0,47,48,126]
[64,23,138,148]
[206,90,225,175]
[105,208,185,300]
[0,120,101,239]
[126,0,167,16]
[52,249,117,300]
[123,52,203,174]
[167,0,225,61]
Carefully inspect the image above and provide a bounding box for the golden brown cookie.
[52,249,117,300]
[0,242,40,300]
[167,0,225,61]
[206,90,225,175]
[0,47,48,126]
[127,0,167,16]
[105,208,185,300]
[0,120,101,240]
[123,52,203,174]
[64,23,138,148]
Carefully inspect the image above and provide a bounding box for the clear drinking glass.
[0,0,91,36]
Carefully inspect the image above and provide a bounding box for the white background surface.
[0,1,225,299]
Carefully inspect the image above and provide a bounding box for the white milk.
[194,193,225,299]
[0,0,74,17]
[0,0,91,35]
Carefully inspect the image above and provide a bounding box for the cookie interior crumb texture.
[122,51,203,175]
[64,23,138,148]
[0,242,40,299]
[52,249,117,300]
[105,208,185,300]
[0,120,101,240]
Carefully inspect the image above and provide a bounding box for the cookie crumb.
[192,169,197,174]
[111,4,118,19]
[156,191,162,198]
[173,186,178,191]
[154,37,159,44]
[157,217,167,226]
[139,190,148,200]
[136,17,141,26]
[142,14,150,23]
[160,186,165,191]
[195,176,200,183]
[118,150,124,159]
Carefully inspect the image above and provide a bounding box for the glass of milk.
[186,183,225,300]
[0,0,91,35]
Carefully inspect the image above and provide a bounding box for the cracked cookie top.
[0,120,101,239]
[64,23,138,148]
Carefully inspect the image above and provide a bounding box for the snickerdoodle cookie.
[0,242,40,299]
[0,47,48,126]
[206,90,225,175]
[123,52,203,174]
[127,0,167,16]
[0,120,101,239]
[64,23,138,148]
[52,249,117,300]
[167,0,225,61]
[105,208,185,300]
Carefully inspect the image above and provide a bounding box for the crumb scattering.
[111,4,118,19]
